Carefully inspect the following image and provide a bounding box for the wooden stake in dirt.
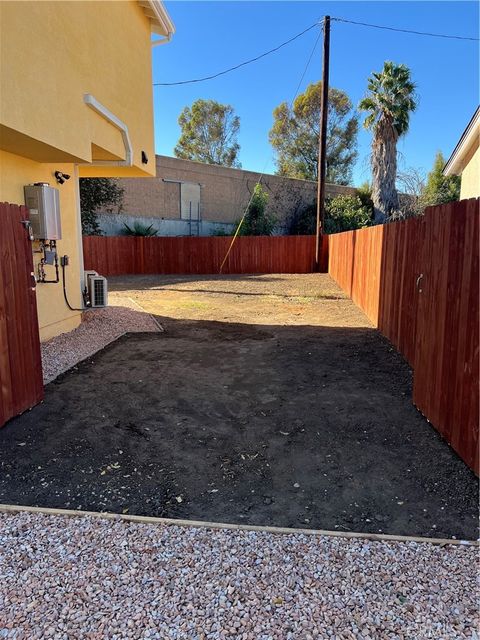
[315,15,330,270]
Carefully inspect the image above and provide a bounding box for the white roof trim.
[138,1,175,38]
[444,106,480,176]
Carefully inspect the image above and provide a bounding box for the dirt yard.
[0,274,477,539]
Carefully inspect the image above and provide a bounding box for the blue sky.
[152,1,479,185]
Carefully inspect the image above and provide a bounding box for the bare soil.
[0,274,477,539]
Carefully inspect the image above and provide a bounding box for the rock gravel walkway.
[41,302,160,384]
[0,511,478,639]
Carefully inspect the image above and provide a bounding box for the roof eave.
[138,1,175,39]
[444,106,480,176]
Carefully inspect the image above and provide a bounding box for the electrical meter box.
[24,183,62,240]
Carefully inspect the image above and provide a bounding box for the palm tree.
[359,62,417,223]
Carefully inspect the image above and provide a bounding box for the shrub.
[356,181,374,214]
[211,227,233,236]
[324,195,372,234]
[237,184,277,236]
[288,194,372,235]
[287,202,316,235]
[80,178,124,236]
[122,221,159,236]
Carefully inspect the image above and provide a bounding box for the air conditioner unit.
[87,275,108,307]
[84,270,98,282]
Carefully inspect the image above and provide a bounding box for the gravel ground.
[41,303,160,384]
[0,511,478,640]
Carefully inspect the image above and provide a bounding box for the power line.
[332,17,479,42]
[219,25,323,273]
[154,16,477,88]
[154,22,320,86]
[291,27,322,99]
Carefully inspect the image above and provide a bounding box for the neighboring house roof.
[444,106,480,176]
[138,1,175,38]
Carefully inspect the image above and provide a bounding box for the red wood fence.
[0,203,44,427]
[82,234,329,275]
[329,199,479,473]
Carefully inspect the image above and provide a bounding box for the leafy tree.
[174,99,241,167]
[269,82,358,185]
[237,184,276,236]
[422,151,460,206]
[288,195,372,235]
[359,61,417,223]
[79,178,124,235]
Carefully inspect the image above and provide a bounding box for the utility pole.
[315,15,330,270]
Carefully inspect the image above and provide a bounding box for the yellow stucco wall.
[0,0,156,177]
[0,1,167,340]
[0,150,83,341]
[460,144,480,199]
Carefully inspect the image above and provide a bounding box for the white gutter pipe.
[152,33,172,46]
[83,94,133,166]
[147,0,174,45]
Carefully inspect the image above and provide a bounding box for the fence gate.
[0,202,44,427]
[413,200,479,472]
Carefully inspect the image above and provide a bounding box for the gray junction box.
[24,183,62,240]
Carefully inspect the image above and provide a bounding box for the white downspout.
[147,0,174,45]
[152,33,172,46]
[83,94,133,166]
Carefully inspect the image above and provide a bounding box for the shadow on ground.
[0,318,478,539]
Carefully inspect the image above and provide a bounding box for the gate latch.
[416,273,424,293]
[21,220,34,241]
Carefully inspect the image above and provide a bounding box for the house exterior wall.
[0,151,83,340]
[460,144,480,199]
[0,0,156,177]
[0,1,170,339]
[109,155,356,234]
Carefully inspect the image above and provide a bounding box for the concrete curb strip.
[126,296,165,331]
[0,503,477,546]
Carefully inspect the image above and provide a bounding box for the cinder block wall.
[111,155,356,228]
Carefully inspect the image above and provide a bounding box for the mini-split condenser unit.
[84,271,108,308]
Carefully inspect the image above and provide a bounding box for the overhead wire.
[331,17,479,42]
[153,22,320,86]
[153,17,478,88]
[219,25,323,273]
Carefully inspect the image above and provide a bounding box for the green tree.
[422,151,460,206]
[174,99,241,167]
[359,61,417,223]
[79,178,124,235]
[269,82,358,185]
[238,184,276,236]
[288,195,372,235]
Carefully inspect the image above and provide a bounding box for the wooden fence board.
[328,199,479,474]
[0,203,43,428]
[83,235,324,276]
